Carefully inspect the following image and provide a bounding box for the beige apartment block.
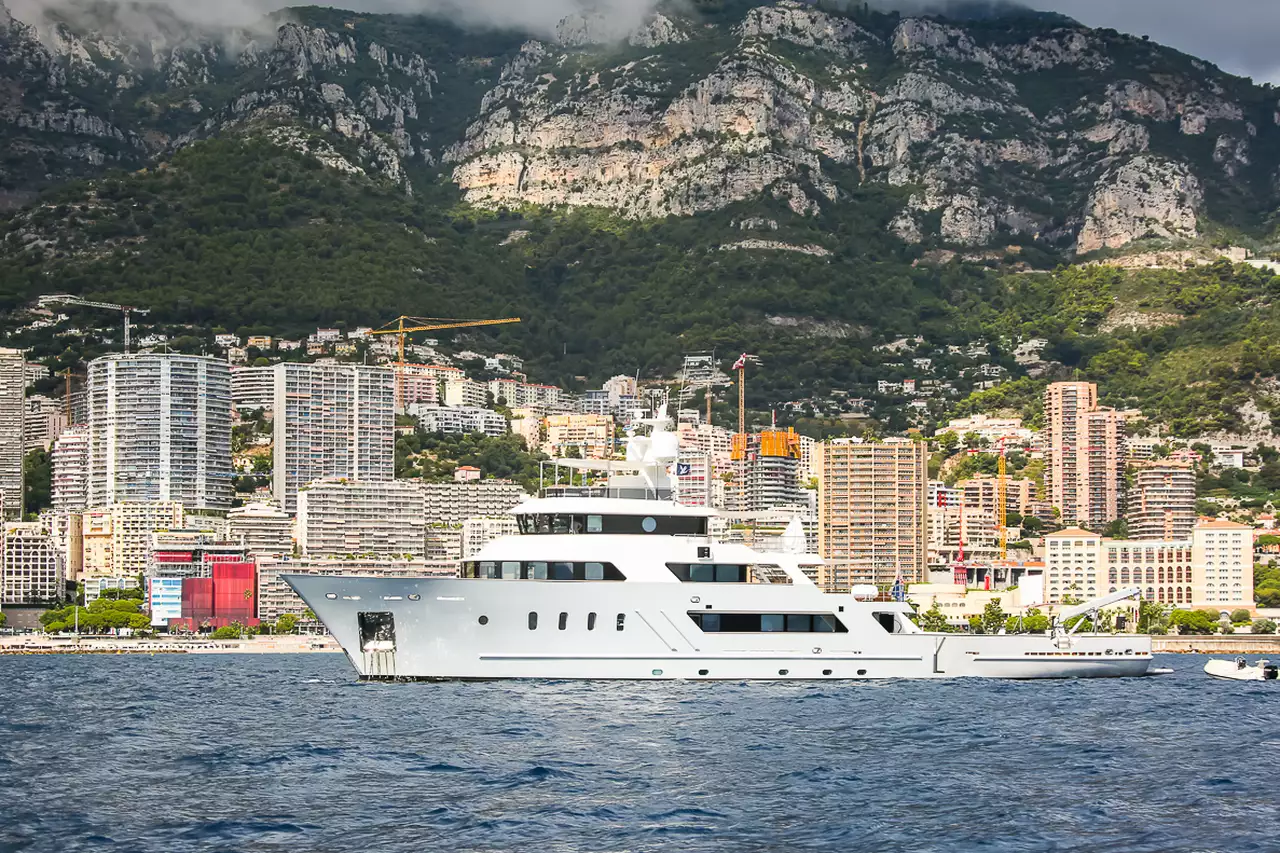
[1044,382,1126,527]
[544,414,614,459]
[1128,461,1197,541]
[818,437,928,591]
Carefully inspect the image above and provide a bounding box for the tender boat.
[1204,658,1279,681]
[287,410,1155,682]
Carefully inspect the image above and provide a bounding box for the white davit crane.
[1053,586,1144,636]
[38,294,151,353]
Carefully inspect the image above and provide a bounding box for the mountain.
[3,0,1280,437]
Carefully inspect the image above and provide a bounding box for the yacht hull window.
[687,613,847,633]
[358,612,397,652]
[462,561,626,581]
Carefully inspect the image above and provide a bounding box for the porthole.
[641,517,657,533]
[325,593,337,600]
[822,669,833,676]
[778,669,789,676]
[478,616,489,626]
[857,669,867,676]
[408,594,421,601]
[698,669,709,676]
[652,669,663,676]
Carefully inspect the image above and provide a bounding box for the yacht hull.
[285,574,1154,681]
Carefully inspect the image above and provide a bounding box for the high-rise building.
[297,479,425,557]
[51,428,90,513]
[23,395,67,452]
[1128,461,1197,541]
[730,429,806,512]
[0,348,25,520]
[272,363,395,513]
[1,522,63,604]
[817,438,928,591]
[1044,382,1126,528]
[227,501,294,556]
[87,354,233,511]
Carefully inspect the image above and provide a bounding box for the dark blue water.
[0,653,1273,853]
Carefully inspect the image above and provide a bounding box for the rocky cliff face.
[1,0,1277,252]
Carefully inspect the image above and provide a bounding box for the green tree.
[980,599,1007,634]
[210,624,245,640]
[1138,599,1169,634]
[1169,609,1218,635]
[917,602,951,632]
[1252,618,1277,634]
[22,449,52,519]
[0,611,7,629]
[276,613,299,634]
[1229,608,1252,624]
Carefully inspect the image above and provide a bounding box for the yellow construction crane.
[55,368,85,423]
[370,315,522,365]
[370,315,521,407]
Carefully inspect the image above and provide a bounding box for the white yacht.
[286,415,1154,682]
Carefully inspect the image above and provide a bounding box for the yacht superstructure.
[287,413,1154,681]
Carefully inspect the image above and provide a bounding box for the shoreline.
[0,635,343,655]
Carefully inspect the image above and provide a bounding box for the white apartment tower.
[227,501,294,556]
[0,348,25,519]
[1,522,64,604]
[51,428,90,513]
[272,364,395,513]
[87,354,233,511]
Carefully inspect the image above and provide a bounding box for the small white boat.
[1204,658,1279,681]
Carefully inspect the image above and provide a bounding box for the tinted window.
[587,612,597,631]
[702,613,721,632]
[515,514,708,536]
[689,612,847,633]
[551,562,574,580]
[558,612,568,630]
[586,515,603,533]
[529,561,548,580]
[690,564,715,583]
[716,564,742,583]
[616,613,626,631]
[528,612,538,630]
[585,562,604,581]
[501,561,520,580]
[786,614,811,632]
[668,563,748,583]
[761,614,785,632]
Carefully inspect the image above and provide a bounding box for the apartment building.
[488,379,570,411]
[544,413,614,459]
[272,363,395,513]
[1044,382,1126,527]
[442,378,489,408]
[818,438,929,590]
[410,405,508,438]
[462,516,520,558]
[227,501,294,556]
[51,428,90,513]
[1128,461,1197,541]
[1044,519,1253,609]
[87,354,234,511]
[297,479,426,557]
[0,348,25,519]
[24,395,67,452]
[231,365,277,413]
[80,502,186,580]
[1,522,63,604]
[423,481,528,525]
[729,429,806,513]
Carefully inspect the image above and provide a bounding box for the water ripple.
[0,653,1271,853]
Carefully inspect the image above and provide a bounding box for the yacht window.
[587,612,597,631]
[667,563,748,583]
[551,562,574,581]
[480,561,498,579]
[528,612,538,630]
[641,517,658,533]
[552,515,572,535]
[462,561,626,581]
[585,562,605,581]
[558,612,568,630]
[501,561,520,580]
[786,614,811,632]
[873,612,899,633]
[616,613,626,631]
[528,561,548,580]
[587,515,603,533]
[688,612,848,633]
[715,564,742,583]
[514,513,708,536]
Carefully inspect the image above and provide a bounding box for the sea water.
[0,653,1272,852]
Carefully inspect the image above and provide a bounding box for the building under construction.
[728,429,806,513]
